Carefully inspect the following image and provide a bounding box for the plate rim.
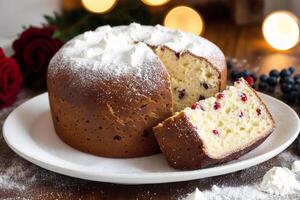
[3,92,300,184]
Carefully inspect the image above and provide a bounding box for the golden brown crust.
[153,112,274,170]
[47,59,173,158]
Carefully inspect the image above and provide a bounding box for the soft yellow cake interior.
[155,47,220,112]
[183,79,274,159]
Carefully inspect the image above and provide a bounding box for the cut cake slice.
[154,78,275,170]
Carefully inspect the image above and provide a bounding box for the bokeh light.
[141,0,170,6]
[262,11,299,50]
[164,6,204,35]
[82,0,117,14]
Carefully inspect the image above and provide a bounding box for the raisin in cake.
[47,23,226,158]
[154,78,275,169]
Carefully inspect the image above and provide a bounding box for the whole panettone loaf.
[47,23,227,158]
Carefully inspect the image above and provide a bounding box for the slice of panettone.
[153,78,275,170]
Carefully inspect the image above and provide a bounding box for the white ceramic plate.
[3,92,300,184]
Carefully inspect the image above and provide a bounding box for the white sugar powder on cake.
[49,22,225,88]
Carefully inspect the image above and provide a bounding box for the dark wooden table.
[1,21,300,199]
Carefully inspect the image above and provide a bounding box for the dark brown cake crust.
[153,112,274,170]
[48,57,173,158]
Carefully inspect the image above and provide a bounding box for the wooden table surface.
[1,21,300,200]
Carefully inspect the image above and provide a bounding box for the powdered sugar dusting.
[203,185,268,200]
[0,160,36,191]
[258,167,300,196]
[49,23,225,92]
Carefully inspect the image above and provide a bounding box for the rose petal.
[12,26,56,64]
[0,57,22,108]
[12,26,62,90]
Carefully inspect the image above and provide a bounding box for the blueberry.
[259,74,268,82]
[250,73,257,82]
[269,69,280,78]
[287,91,297,104]
[280,83,293,93]
[292,84,300,92]
[267,76,277,86]
[258,81,268,91]
[281,76,295,85]
[294,73,300,80]
[295,79,300,85]
[280,69,291,78]
[230,70,241,81]
[288,66,296,74]
[241,69,251,78]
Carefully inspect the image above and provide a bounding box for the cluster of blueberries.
[229,65,300,104]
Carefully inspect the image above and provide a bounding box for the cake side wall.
[47,58,173,158]
[153,112,211,170]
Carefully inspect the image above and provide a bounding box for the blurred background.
[1,0,300,52]
[1,0,300,76]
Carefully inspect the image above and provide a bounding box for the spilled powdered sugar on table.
[0,90,300,200]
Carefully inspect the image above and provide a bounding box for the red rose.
[0,48,23,109]
[12,26,63,90]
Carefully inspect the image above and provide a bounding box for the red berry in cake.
[239,110,244,117]
[245,76,254,86]
[240,92,247,102]
[214,102,221,110]
[191,103,205,110]
[212,130,219,135]
[256,108,261,116]
[191,103,200,109]
[217,92,224,99]
[178,89,186,99]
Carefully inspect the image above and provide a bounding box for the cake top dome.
[49,23,225,92]
[51,22,225,70]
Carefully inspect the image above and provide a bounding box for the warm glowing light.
[141,0,170,6]
[82,0,117,13]
[164,6,204,35]
[262,11,299,50]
